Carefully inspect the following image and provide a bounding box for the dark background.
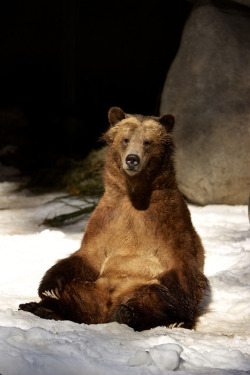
[0,0,192,181]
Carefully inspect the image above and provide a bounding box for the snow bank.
[0,182,249,375]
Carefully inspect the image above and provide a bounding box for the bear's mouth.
[127,167,137,173]
[125,166,141,176]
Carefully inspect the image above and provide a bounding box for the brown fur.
[19,107,209,331]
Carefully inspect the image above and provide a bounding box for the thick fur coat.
[19,107,209,331]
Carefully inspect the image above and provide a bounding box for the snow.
[0,180,250,375]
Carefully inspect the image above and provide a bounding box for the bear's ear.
[108,107,126,126]
[159,114,175,133]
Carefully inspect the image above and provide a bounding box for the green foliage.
[63,147,107,196]
[43,197,98,228]
[43,148,107,227]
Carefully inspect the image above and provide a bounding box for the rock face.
[160,0,250,205]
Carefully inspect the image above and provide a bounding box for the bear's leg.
[115,283,187,331]
[19,280,109,324]
[115,269,208,331]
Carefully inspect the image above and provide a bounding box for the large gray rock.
[160,0,250,205]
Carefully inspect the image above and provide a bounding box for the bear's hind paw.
[19,302,39,313]
[115,304,136,327]
[19,302,59,320]
[42,289,60,300]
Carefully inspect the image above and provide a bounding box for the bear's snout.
[125,154,140,169]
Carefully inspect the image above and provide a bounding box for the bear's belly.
[99,253,165,280]
[82,205,172,279]
[95,253,164,301]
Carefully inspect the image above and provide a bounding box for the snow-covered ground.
[0,180,249,375]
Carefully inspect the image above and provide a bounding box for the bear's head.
[103,107,175,178]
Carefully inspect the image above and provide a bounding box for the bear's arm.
[38,255,99,298]
[38,197,111,299]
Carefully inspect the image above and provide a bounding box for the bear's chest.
[104,205,160,250]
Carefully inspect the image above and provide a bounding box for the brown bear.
[19,107,209,331]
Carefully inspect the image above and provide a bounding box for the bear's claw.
[42,289,60,300]
[167,322,184,329]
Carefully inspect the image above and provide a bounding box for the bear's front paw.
[38,275,65,299]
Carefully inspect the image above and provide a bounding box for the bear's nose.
[126,154,140,168]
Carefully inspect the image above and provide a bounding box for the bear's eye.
[123,138,130,144]
[143,140,151,147]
